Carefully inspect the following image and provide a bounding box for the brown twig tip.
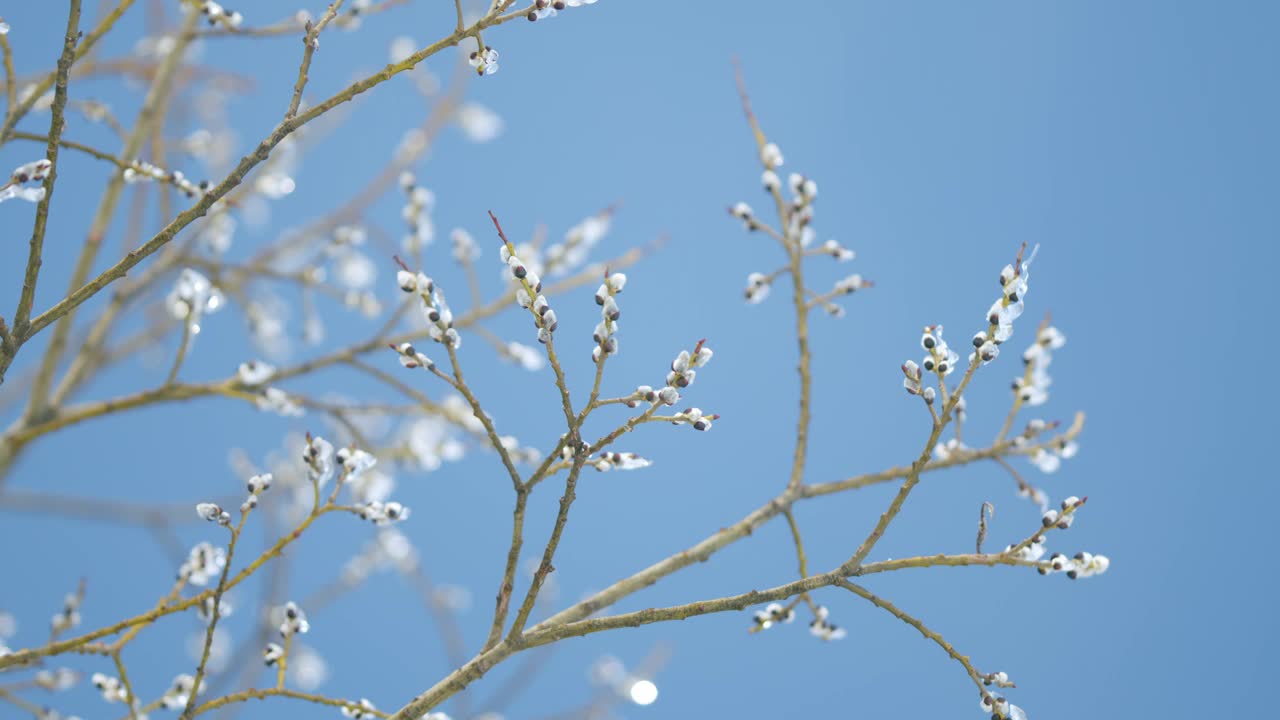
[392,255,411,272]
[487,209,510,245]
[731,56,755,122]
[1013,241,1028,273]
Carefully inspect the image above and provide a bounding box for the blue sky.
[1,2,1276,719]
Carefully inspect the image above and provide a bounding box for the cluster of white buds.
[1016,417,1057,443]
[161,674,202,709]
[196,502,232,525]
[729,201,756,230]
[122,159,208,197]
[332,0,372,31]
[1016,325,1066,406]
[336,447,377,478]
[751,602,796,631]
[1024,420,1079,473]
[760,142,784,169]
[809,605,847,641]
[399,173,436,252]
[196,206,236,255]
[920,325,961,377]
[761,168,781,193]
[1,159,50,204]
[256,171,296,199]
[32,667,78,691]
[629,384,679,407]
[357,500,411,526]
[1030,438,1077,473]
[345,463,395,506]
[501,242,558,344]
[1016,481,1049,512]
[902,360,924,396]
[456,102,504,143]
[788,172,818,204]
[396,264,461,348]
[15,85,53,111]
[833,273,868,295]
[527,0,598,21]
[90,673,128,703]
[240,472,273,512]
[279,601,310,637]
[255,387,303,417]
[199,1,244,28]
[667,341,713,389]
[9,159,51,183]
[1004,535,1047,563]
[592,271,627,362]
[236,360,276,386]
[785,200,815,244]
[544,208,611,275]
[744,272,771,304]
[392,341,435,370]
[671,407,718,432]
[1041,495,1086,530]
[986,243,1038,344]
[50,593,81,633]
[528,0,565,21]
[304,434,337,487]
[450,228,480,264]
[179,542,226,586]
[970,328,1001,365]
[502,341,545,371]
[983,671,1014,688]
[329,224,367,252]
[932,437,968,462]
[166,268,224,328]
[0,19,9,35]
[1053,551,1111,580]
[342,698,380,718]
[979,692,1027,720]
[590,451,651,472]
[263,642,284,666]
[468,46,500,75]
[197,594,232,622]
[400,415,467,471]
[816,238,855,261]
[342,528,417,583]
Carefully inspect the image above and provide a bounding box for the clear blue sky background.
[1,2,1276,719]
